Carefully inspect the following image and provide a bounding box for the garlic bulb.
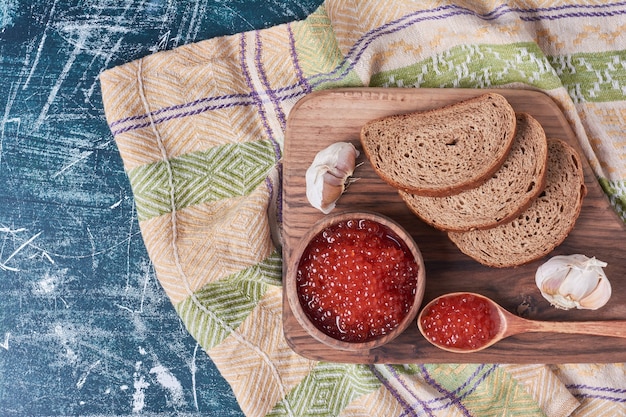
[305,142,360,214]
[535,254,611,310]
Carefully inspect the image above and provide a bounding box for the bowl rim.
[285,210,426,351]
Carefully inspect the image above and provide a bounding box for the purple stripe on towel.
[265,169,283,225]
[250,30,284,223]
[567,384,626,403]
[307,4,512,87]
[108,93,251,128]
[448,364,495,400]
[418,364,501,417]
[255,31,288,132]
[369,365,421,417]
[240,31,282,161]
[369,364,502,416]
[567,384,626,394]
[312,0,625,78]
[107,2,626,135]
[521,9,626,21]
[385,365,436,417]
[288,22,312,94]
[573,393,626,403]
[308,2,626,87]
[110,99,257,136]
[520,1,626,15]
[418,365,473,417]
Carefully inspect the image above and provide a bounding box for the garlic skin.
[535,254,611,310]
[305,142,360,214]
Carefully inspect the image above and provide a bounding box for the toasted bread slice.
[399,113,548,231]
[360,93,516,196]
[448,138,587,268]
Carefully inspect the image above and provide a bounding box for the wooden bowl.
[285,211,426,351]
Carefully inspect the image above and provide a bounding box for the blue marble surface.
[0,1,323,415]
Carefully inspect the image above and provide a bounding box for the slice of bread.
[448,138,587,268]
[360,93,517,196]
[399,113,548,231]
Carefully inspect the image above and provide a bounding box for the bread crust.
[360,93,517,196]
[399,113,548,231]
[448,138,587,268]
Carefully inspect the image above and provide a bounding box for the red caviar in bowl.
[419,293,499,351]
[296,218,419,343]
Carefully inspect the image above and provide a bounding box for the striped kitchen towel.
[100,1,626,416]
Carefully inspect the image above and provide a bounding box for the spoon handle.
[509,318,626,339]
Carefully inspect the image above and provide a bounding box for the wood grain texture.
[282,88,626,364]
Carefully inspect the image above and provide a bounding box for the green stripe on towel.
[369,43,626,103]
[268,363,381,417]
[599,178,626,222]
[175,251,282,350]
[128,140,276,221]
[370,42,563,90]
[422,364,545,416]
[549,49,626,103]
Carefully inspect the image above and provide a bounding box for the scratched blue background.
[0,1,323,415]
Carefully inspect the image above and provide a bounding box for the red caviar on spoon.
[418,292,626,353]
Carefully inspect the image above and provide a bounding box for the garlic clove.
[535,254,612,310]
[557,268,601,302]
[545,293,581,310]
[305,142,360,214]
[578,277,612,310]
[536,268,570,295]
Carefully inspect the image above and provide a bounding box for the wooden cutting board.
[282,88,626,363]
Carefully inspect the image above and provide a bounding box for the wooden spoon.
[417,292,626,353]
